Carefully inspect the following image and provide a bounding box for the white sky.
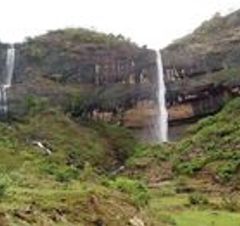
[2,0,240,48]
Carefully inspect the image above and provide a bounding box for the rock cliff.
[1,29,160,139]
[161,9,240,129]
[2,10,240,141]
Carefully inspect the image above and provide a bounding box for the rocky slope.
[162,10,240,128]
[0,29,163,140]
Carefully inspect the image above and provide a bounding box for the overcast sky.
[2,0,240,48]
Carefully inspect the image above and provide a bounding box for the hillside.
[161,10,240,133]
[1,10,240,225]
[1,98,240,225]
[128,98,240,185]
[125,98,240,225]
[163,10,240,71]
[0,108,152,225]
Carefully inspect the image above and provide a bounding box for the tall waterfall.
[156,50,168,142]
[5,45,15,88]
[0,45,15,116]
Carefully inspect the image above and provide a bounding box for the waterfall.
[156,50,168,142]
[5,45,15,87]
[0,44,15,116]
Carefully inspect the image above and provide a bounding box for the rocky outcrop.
[160,10,240,129]
[3,29,160,133]
[162,10,240,76]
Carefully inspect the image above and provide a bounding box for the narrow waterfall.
[5,45,15,88]
[156,50,168,142]
[0,44,15,116]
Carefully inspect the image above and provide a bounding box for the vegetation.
[0,95,240,225]
[169,67,240,95]
[28,28,136,47]
[67,83,154,118]
[172,98,240,184]
[0,108,148,225]
[3,37,240,224]
[105,177,150,207]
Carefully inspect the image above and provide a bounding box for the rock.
[129,216,145,226]
[32,141,52,155]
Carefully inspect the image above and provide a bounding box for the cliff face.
[163,10,240,74]
[1,29,160,137]
[3,10,240,141]
[162,10,240,127]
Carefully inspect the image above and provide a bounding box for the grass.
[0,182,142,226]
[0,110,146,225]
[2,95,240,225]
[147,188,240,226]
[174,210,240,226]
[125,98,240,185]
[171,98,240,185]
[124,98,240,225]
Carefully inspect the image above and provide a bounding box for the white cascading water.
[156,50,168,142]
[0,44,15,115]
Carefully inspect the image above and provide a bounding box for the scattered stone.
[111,165,125,175]
[32,141,52,155]
[129,216,144,226]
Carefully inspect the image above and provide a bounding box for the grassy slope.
[2,98,240,225]
[0,110,149,226]
[128,97,240,186]
[127,98,240,225]
[173,97,240,185]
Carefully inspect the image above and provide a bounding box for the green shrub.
[217,162,239,183]
[221,195,240,212]
[188,192,209,205]
[40,162,79,183]
[0,175,10,199]
[106,177,150,207]
[174,158,206,176]
[55,167,79,183]
[0,183,7,198]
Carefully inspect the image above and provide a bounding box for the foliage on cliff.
[21,28,139,74]
[127,98,240,187]
[173,98,240,184]
[67,83,155,117]
[162,9,240,75]
[166,10,240,53]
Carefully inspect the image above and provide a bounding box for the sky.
[2,0,240,48]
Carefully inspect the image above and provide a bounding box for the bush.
[0,175,10,199]
[221,195,240,212]
[217,162,239,183]
[106,177,150,207]
[55,167,79,183]
[40,162,79,183]
[188,192,209,205]
[174,158,206,176]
